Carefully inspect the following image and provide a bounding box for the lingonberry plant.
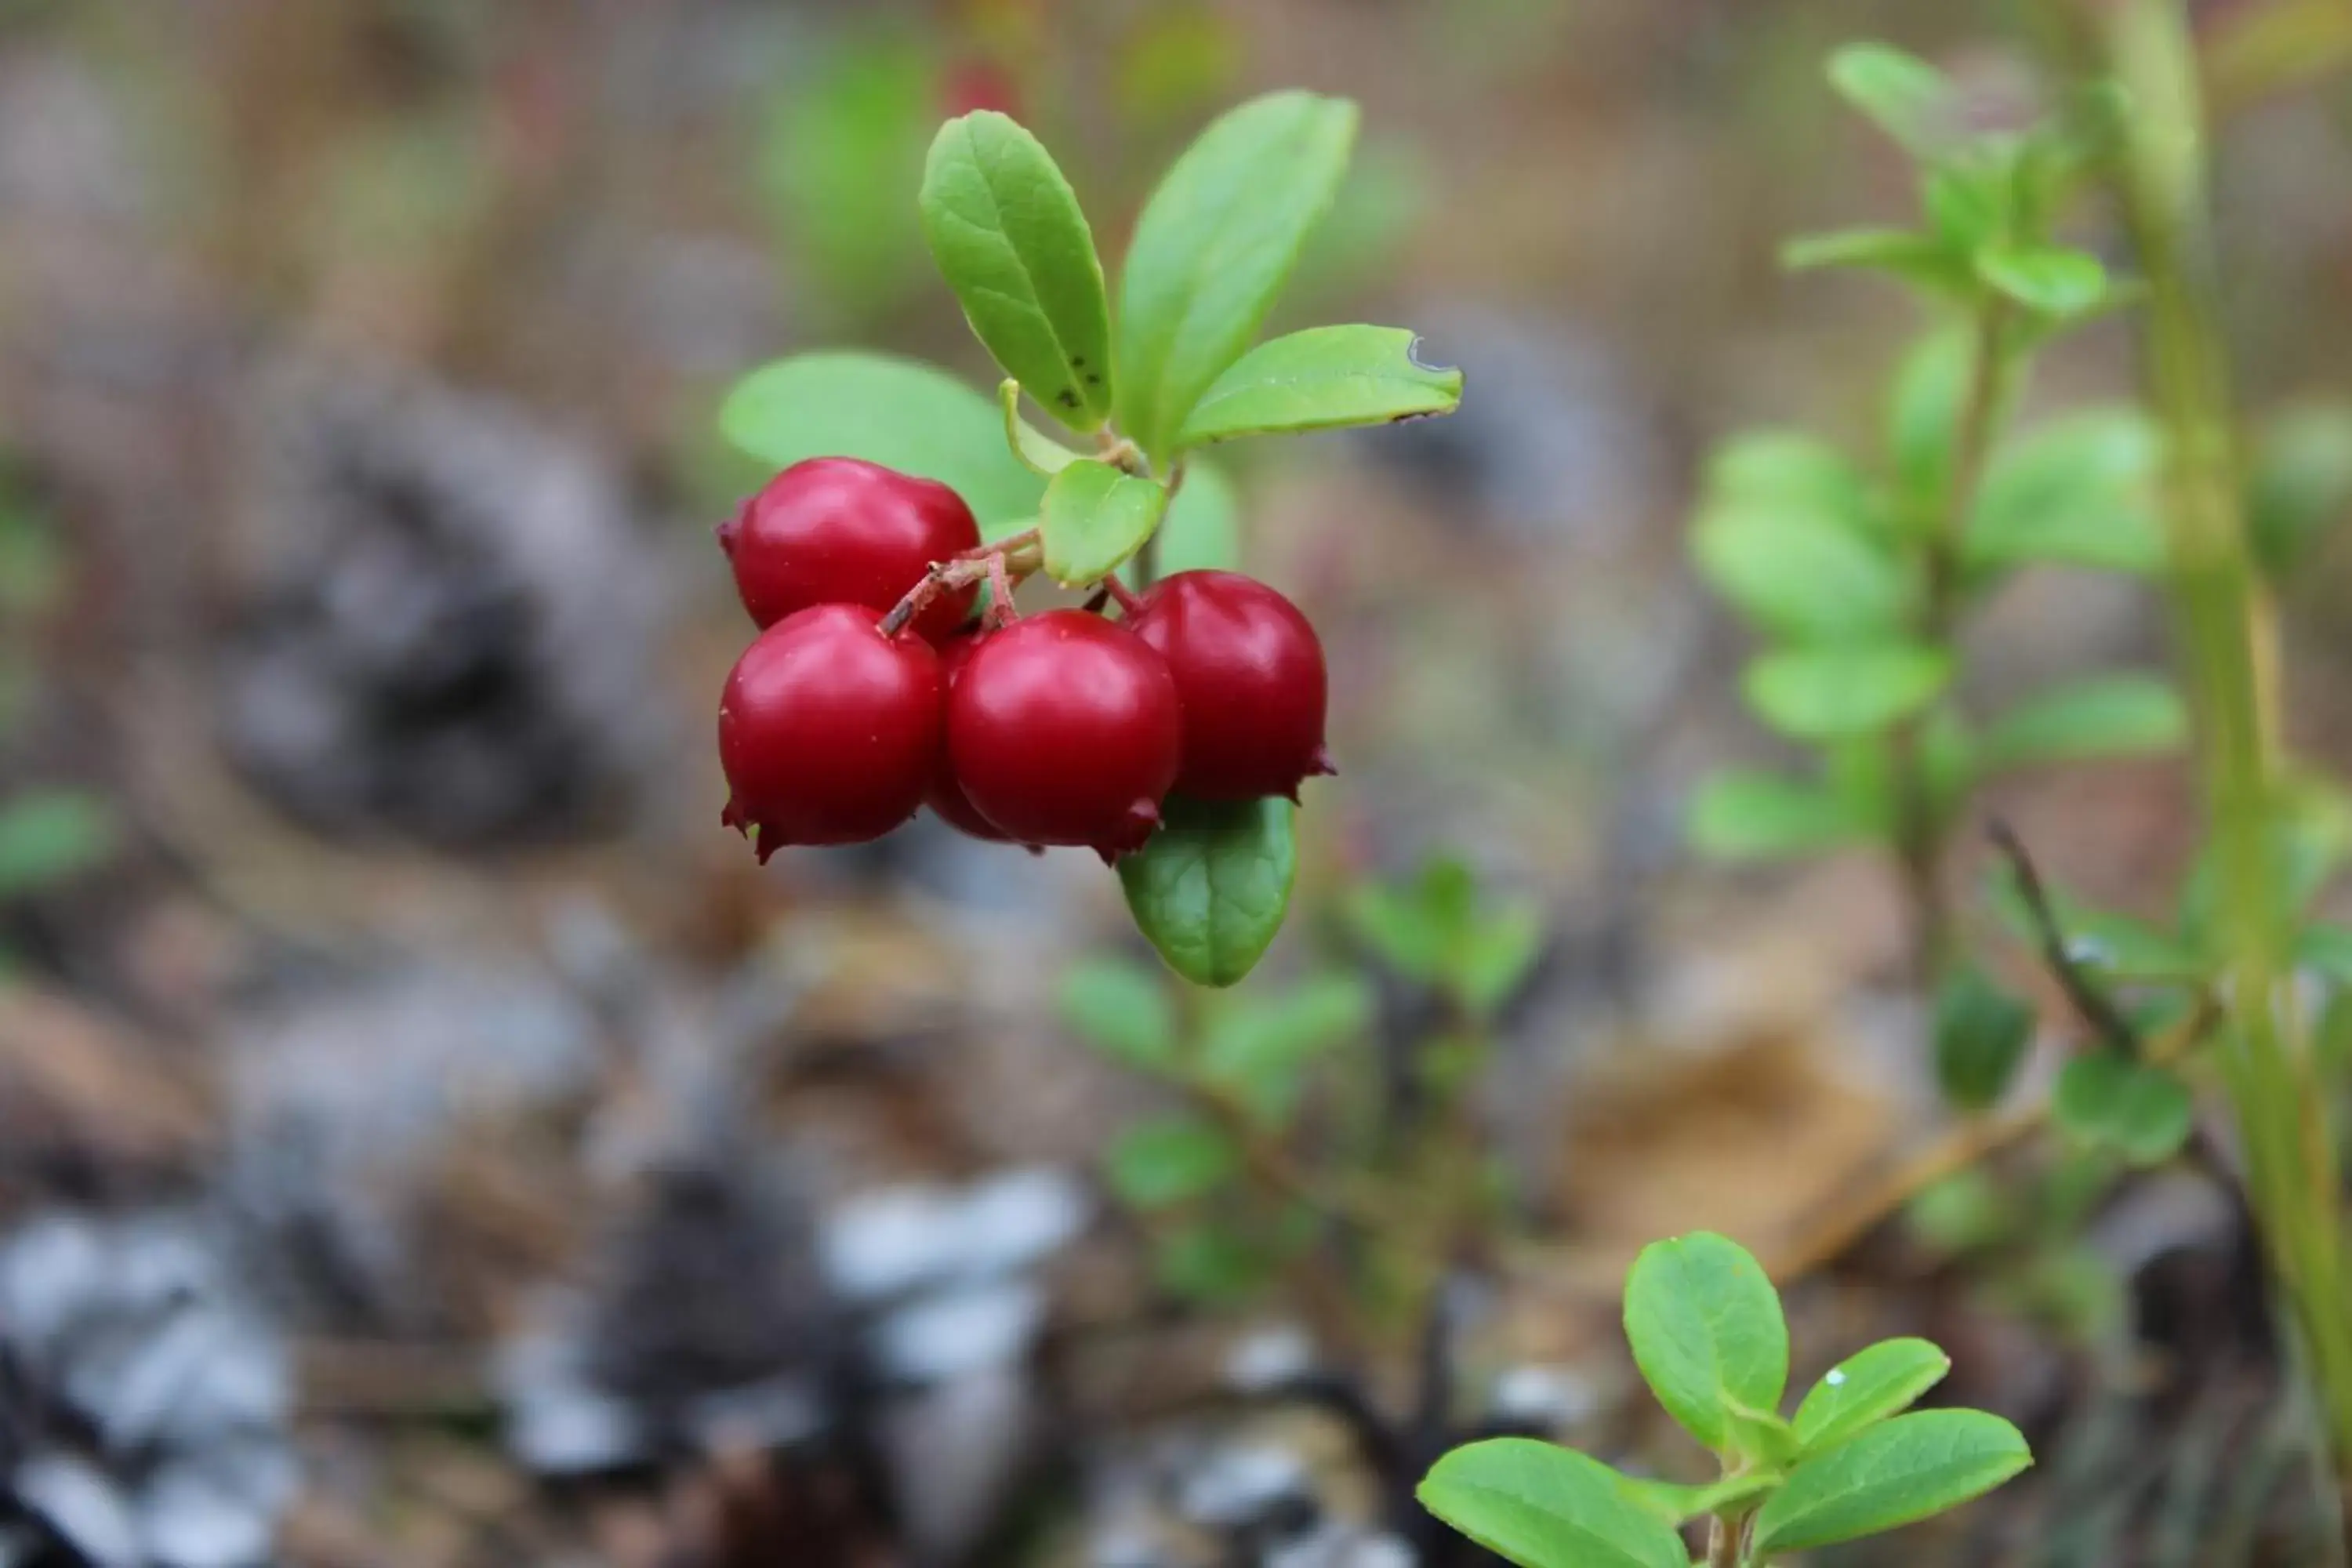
[715,92,1461,985]
[1419,1232,2030,1567]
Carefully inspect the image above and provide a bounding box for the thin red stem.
[1102,575,1146,616]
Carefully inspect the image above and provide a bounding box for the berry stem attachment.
[1101,575,1146,617]
[986,552,1019,630]
[877,532,1042,637]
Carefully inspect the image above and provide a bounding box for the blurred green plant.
[1421,1232,2031,1566]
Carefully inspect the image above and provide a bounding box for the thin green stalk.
[1892,296,2018,981]
[2102,0,2352,1525]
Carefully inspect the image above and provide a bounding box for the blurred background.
[4,1,2352,1565]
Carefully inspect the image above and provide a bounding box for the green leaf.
[1156,459,1242,573]
[1751,1410,2031,1553]
[2249,401,2352,577]
[756,35,931,319]
[1933,966,2036,1111]
[1116,91,1359,459]
[1925,155,2016,254]
[1622,1232,1789,1454]
[720,352,1044,528]
[1987,873,2205,982]
[1888,326,1973,514]
[1965,408,2165,576]
[1120,795,1298,988]
[0,791,116,898]
[1156,1219,1277,1305]
[1828,43,1959,159]
[1686,770,1869,862]
[1456,902,1545,1018]
[1693,503,1911,643]
[1615,1471,1781,1528]
[1977,674,2187,773]
[1417,1439,1691,1568]
[1000,380,1086,475]
[1040,459,1171,586]
[920,111,1114,429]
[1793,1339,1953,1455]
[1105,1115,1240,1208]
[1057,956,1178,1073]
[1976,243,2109,317]
[1783,228,1967,292]
[2053,1054,2194,1166]
[1200,974,1374,1122]
[1744,644,1952,741]
[1176,325,1461,446]
[1704,434,1874,531]
[1344,857,1473,983]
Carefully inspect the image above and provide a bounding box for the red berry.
[1125,570,1334,801]
[947,610,1181,858]
[717,457,980,643]
[719,604,942,858]
[924,629,1012,843]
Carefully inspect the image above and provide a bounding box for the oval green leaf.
[1828,43,1959,159]
[1116,91,1359,460]
[1792,1338,1953,1454]
[2053,1054,2194,1166]
[719,352,1045,528]
[1687,770,1871,862]
[1752,1410,2031,1554]
[1933,966,2035,1112]
[1977,674,2187,774]
[1105,1114,1240,1209]
[1976,243,2109,317]
[1417,1439,1690,1568]
[1742,644,1953,741]
[1120,795,1298,989]
[1175,325,1462,446]
[920,112,1114,429]
[1693,503,1911,642]
[1000,379,1086,476]
[1965,408,2165,576]
[1057,956,1178,1072]
[1040,459,1171,586]
[1622,1232,1788,1454]
[1614,1471,1780,1528]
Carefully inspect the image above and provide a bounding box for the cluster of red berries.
[716,457,1332,862]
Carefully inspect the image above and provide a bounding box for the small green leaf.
[2249,401,2352,577]
[1176,325,1462,446]
[1622,1232,1788,1454]
[1040,459,1171,586]
[1925,156,2015,254]
[2053,1054,2194,1166]
[1000,380,1086,475]
[1105,1115,1240,1208]
[1615,1471,1781,1528]
[1977,674,2187,773]
[1116,91,1359,459]
[1692,504,1911,642]
[0,791,116,898]
[1793,1339,1953,1454]
[1976,243,2109,317]
[920,112,1114,428]
[1686,769,1869,862]
[1200,974,1374,1123]
[1156,1219,1276,1305]
[1783,228,1968,292]
[1751,1410,2031,1553]
[1888,326,1973,514]
[1933,966,2036,1111]
[1057,956,1178,1073]
[1456,902,1545,1018]
[1965,408,2165,576]
[1743,644,1952,741]
[1704,433,1874,531]
[720,352,1045,528]
[1417,1439,1691,1568]
[1120,795,1298,988]
[1155,460,1242,573]
[1828,43,1959,159]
